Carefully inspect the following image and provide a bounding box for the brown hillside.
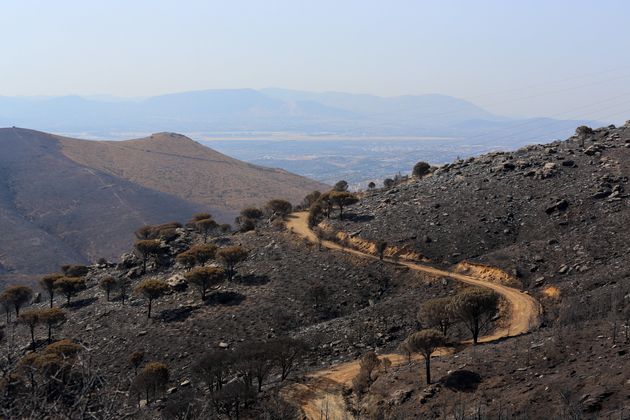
[0,128,326,281]
[59,132,328,215]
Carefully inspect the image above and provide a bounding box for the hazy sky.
[1,0,629,121]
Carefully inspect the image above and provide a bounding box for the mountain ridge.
[0,89,601,139]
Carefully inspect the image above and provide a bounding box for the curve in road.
[283,212,541,419]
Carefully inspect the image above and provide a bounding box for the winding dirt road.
[282,212,541,419]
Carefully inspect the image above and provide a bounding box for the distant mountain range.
[0,89,600,139]
[0,128,326,280]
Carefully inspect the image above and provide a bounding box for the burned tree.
[217,246,248,282]
[404,329,446,384]
[185,267,225,300]
[134,279,169,318]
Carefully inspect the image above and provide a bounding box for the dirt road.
[282,212,541,419]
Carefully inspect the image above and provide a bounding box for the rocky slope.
[325,121,630,418]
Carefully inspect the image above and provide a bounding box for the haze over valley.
[0,88,606,186]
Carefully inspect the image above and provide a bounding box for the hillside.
[324,121,630,417]
[0,128,326,280]
[0,122,628,419]
[59,132,326,216]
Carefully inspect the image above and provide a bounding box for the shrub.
[240,207,263,220]
[129,350,145,375]
[334,180,348,192]
[302,191,321,208]
[412,161,431,178]
[61,265,89,277]
[132,362,169,404]
[265,199,293,217]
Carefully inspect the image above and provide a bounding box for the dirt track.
[282,212,541,419]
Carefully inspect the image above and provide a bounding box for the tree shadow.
[159,306,195,323]
[344,212,374,222]
[205,291,245,306]
[441,370,482,392]
[66,297,98,310]
[233,274,270,286]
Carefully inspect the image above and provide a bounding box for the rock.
[137,331,147,337]
[167,274,187,290]
[166,387,177,394]
[126,267,143,279]
[545,199,569,214]
[119,252,139,269]
[584,145,600,156]
[592,190,611,199]
[218,342,229,348]
[180,379,191,387]
[391,389,413,405]
[561,159,575,167]
[534,277,545,287]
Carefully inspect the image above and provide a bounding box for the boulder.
[167,274,187,290]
